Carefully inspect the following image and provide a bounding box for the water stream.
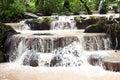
[1,15,120,80]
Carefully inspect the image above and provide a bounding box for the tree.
[79,0,92,14]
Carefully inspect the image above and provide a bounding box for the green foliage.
[32,17,55,24]
[105,0,119,12]
[0,0,26,22]
[35,0,64,15]
[24,0,38,13]
[88,0,101,11]
[42,17,55,24]
[26,17,55,30]
[70,0,82,14]
[0,0,120,21]
[74,16,84,22]
[35,0,93,15]
[89,16,97,20]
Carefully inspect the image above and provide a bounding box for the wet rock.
[76,19,99,29]
[29,54,39,67]
[23,51,39,67]
[88,54,103,66]
[50,55,62,67]
[25,17,54,30]
[74,16,99,29]
[50,41,82,67]
[0,23,17,62]
[84,21,106,33]
[25,20,50,30]
[102,57,120,72]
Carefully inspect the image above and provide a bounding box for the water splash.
[50,16,76,30]
[4,32,112,67]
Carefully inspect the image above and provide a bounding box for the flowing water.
[1,15,120,80]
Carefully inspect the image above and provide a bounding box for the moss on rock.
[0,23,17,62]
[74,16,106,29]
[84,18,120,49]
[25,17,55,30]
[84,21,106,33]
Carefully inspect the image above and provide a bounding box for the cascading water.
[50,34,111,67]
[13,16,77,31]
[4,31,112,67]
[1,15,120,80]
[50,16,77,30]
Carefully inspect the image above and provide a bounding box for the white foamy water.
[2,14,120,80]
[50,16,77,30]
[4,32,112,67]
[1,61,120,80]
[11,14,119,31]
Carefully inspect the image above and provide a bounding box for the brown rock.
[102,57,120,72]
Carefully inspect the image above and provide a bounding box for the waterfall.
[4,34,78,62]
[50,33,111,67]
[50,16,77,30]
[4,32,112,67]
[13,16,77,31]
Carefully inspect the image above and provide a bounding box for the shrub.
[35,0,64,16]
[25,0,38,13]
[0,0,26,22]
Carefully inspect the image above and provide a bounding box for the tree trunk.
[79,0,92,14]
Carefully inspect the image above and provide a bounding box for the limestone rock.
[102,57,120,72]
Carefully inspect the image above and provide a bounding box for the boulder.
[84,21,106,33]
[102,57,120,72]
[76,19,99,29]
[23,51,39,67]
[27,21,50,30]
[50,55,62,67]
[29,54,39,67]
[88,54,103,66]
[25,17,54,30]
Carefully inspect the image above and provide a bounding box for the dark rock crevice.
[0,23,17,62]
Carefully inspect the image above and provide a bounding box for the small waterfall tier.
[4,34,78,61]
[4,32,111,67]
[50,16,76,30]
[14,16,76,31]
